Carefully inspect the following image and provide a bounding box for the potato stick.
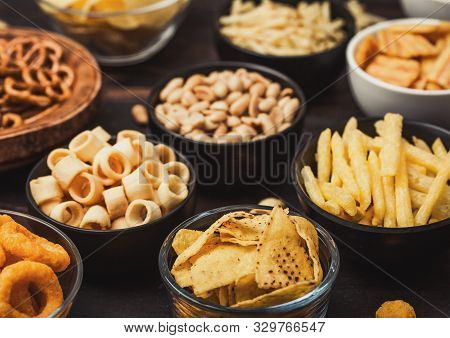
[331,132,360,201]
[395,144,414,227]
[412,136,432,153]
[322,200,342,216]
[301,166,325,207]
[382,176,396,227]
[359,206,374,226]
[407,163,427,175]
[374,120,385,136]
[319,181,357,216]
[368,151,385,226]
[342,117,357,152]
[348,130,372,211]
[330,171,342,187]
[404,141,442,173]
[415,158,450,225]
[380,113,403,176]
[432,137,447,160]
[407,166,450,199]
[372,137,442,173]
[317,128,332,182]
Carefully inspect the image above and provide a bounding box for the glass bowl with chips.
[215,0,356,96]
[159,205,339,318]
[36,0,192,66]
[347,18,450,127]
[292,116,450,263]
[0,209,83,318]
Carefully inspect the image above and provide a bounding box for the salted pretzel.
[0,35,75,131]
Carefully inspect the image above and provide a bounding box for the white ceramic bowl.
[346,18,450,128]
[400,0,450,20]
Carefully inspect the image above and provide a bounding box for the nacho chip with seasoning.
[190,244,256,295]
[170,207,323,309]
[172,229,203,255]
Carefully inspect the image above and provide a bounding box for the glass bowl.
[159,205,340,318]
[36,0,192,66]
[0,209,83,318]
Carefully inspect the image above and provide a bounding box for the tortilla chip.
[290,216,319,251]
[171,261,193,288]
[219,233,258,246]
[218,286,229,306]
[190,243,256,294]
[218,215,268,241]
[255,206,314,290]
[172,211,253,269]
[234,274,271,304]
[232,280,318,309]
[172,229,203,255]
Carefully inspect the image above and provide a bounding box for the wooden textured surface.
[0,27,101,169]
[0,0,448,318]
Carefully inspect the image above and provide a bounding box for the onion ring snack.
[30,127,190,230]
[0,261,63,318]
[0,214,70,318]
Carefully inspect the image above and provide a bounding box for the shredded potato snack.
[220,0,346,56]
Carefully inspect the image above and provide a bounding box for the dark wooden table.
[0,0,449,318]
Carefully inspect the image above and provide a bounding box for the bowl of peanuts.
[147,61,307,186]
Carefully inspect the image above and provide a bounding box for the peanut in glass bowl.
[36,0,191,66]
[159,205,340,318]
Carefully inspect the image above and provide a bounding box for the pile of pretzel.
[0,35,75,131]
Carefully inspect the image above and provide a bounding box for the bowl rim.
[291,116,450,234]
[37,0,191,17]
[215,0,356,60]
[147,61,307,147]
[0,208,83,318]
[158,204,340,315]
[346,17,450,96]
[25,137,197,235]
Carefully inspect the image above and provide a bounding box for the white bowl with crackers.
[346,18,450,127]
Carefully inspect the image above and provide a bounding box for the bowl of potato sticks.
[36,0,192,66]
[0,210,82,318]
[347,18,450,128]
[26,127,197,278]
[148,61,306,186]
[292,113,450,262]
[159,205,339,318]
[215,0,355,95]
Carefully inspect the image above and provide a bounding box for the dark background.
[0,0,449,318]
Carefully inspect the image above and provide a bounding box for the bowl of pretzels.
[0,27,101,171]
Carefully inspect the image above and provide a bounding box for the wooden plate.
[0,27,102,171]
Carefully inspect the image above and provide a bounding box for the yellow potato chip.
[190,243,256,295]
[255,207,315,290]
[172,229,203,255]
[377,31,437,58]
[428,46,450,89]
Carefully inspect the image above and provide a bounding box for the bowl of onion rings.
[0,209,83,318]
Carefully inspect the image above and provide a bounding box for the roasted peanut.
[181,90,198,106]
[213,80,229,98]
[131,104,148,125]
[266,83,281,97]
[193,85,215,102]
[258,97,277,112]
[230,93,250,116]
[160,77,183,100]
[210,100,228,111]
[166,87,183,103]
[184,74,205,90]
[282,98,300,122]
